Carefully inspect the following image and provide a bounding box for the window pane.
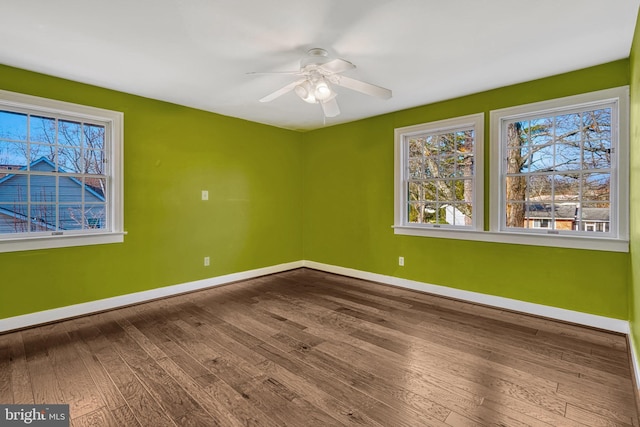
[85,177,106,201]
[527,175,552,200]
[438,133,456,154]
[583,109,611,140]
[456,152,473,177]
[59,205,83,230]
[30,175,56,203]
[423,203,440,224]
[29,115,56,144]
[555,142,581,171]
[438,156,456,178]
[0,110,28,141]
[439,180,456,201]
[422,181,436,201]
[0,140,27,170]
[508,147,527,173]
[583,173,610,201]
[408,182,421,202]
[578,203,610,233]
[58,175,82,202]
[58,120,82,147]
[408,158,423,179]
[553,174,580,201]
[30,204,56,230]
[57,146,82,173]
[506,121,527,148]
[506,202,526,228]
[85,150,105,175]
[29,144,54,165]
[554,113,582,143]
[506,176,527,203]
[448,203,472,226]
[524,202,549,229]
[529,118,553,147]
[408,137,422,157]
[85,204,106,229]
[423,135,439,157]
[88,124,105,151]
[528,143,554,172]
[452,179,472,202]
[0,174,27,202]
[408,202,424,223]
[583,139,611,169]
[0,203,29,233]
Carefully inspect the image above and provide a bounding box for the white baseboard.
[630,331,640,391]
[0,259,631,337]
[302,260,630,334]
[0,261,304,333]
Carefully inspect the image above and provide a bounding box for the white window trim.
[0,89,124,253]
[489,86,629,252]
[394,113,484,237]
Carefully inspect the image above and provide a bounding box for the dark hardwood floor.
[0,268,638,426]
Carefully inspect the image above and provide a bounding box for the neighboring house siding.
[0,158,105,233]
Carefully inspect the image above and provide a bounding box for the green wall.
[0,65,303,319]
[630,12,640,364]
[0,57,634,323]
[302,59,630,320]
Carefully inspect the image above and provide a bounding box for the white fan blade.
[333,75,392,100]
[319,58,355,75]
[259,79,305,103]
[321,97,340,117]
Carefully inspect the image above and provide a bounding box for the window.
[394,114,484,236]
[0,90,124,252]
[490,86,628,251]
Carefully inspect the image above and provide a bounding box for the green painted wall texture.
[302,60,630,320]
[0,56,633,323]
[0,65,303,319]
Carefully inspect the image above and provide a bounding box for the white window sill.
[0,232,127,253]
[393,225,628,252]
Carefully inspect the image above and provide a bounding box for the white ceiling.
[1,0,639,131]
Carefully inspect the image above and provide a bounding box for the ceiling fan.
[252,48,392,118]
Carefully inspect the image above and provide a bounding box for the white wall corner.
[302,260,630,334]
[0,260,304,333]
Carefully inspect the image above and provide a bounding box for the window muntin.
[0,89,123,252]
[492,86,628,244]
[395,114,484,233]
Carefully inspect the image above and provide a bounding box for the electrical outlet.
[204,256,210,266]
[201,190,209,201]
[399,256,404,266]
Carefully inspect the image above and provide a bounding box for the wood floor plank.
[91,337,176,427]
[565,403,634,427]
[21,327,66,405]
[0,342,13,404]
[4,332,33,404]
[71,407,117,427]
[42,322,105,419]
[2,268,638,426]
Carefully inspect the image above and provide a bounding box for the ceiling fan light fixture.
[314,79,332,101]
[295,80,316,103]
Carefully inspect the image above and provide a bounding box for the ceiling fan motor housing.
[300,48,331,70]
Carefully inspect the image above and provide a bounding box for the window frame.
[489,86,629,252]
[0,89,124,253]
[394,113,484,237]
